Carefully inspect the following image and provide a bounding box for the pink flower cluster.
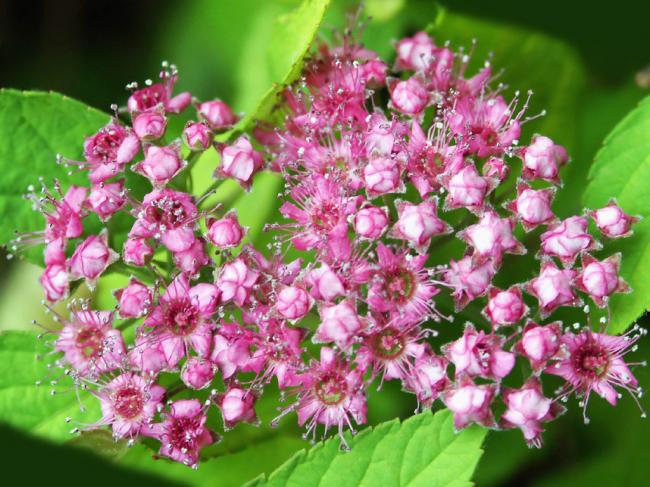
[16,32,646,467]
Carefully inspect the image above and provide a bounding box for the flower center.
[573,343,610,379]
[372,328,405,360]
[113,385,144,420]
[168,417,199,451]
[165,299,199,336]
[384,268,415,304]
[75,327,104,358]
[315,372,347,406]
[311,203,339,231]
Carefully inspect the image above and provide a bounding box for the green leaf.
[252,409,486,487]
[68,429,129,460]
[582,96,650,333]
[0,330,100,442]
[0,89,110,263]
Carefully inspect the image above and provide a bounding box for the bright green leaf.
[582,96,650,333]
[252,409,486,487]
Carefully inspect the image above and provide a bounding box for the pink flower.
[68,231,119,286]
[442,164,494,214]
[483,157,509,181]
[305,263,345,302]
[183,121,212,151]
[55,310,125,377]
[115,278,152,318]
[444,323,515,380]
[217,387,258,428]
[198,99,236,130]
[33,185,87,243]
[83,121,139,183]
[390,199,450,252]
[363,156,403,197]
[216,258,259,307]
[210,322,256,379]
[181,357,215,390]
[507,182,556,231]
[590,200,638,238]
[459,210,524,262]
[146,399,215,467]
[483,286,528,327]
[173,238,210,276]
[443,377,497,430]
[127,77,191,114]
[444,255,496,310]
[540,216,596,266]
[407,348,449,407]
[500,378,564,448]
[88,180,126,222]
[576,254,629,307]
[143,274,218,368]
[123,237,153,267]
[521,135,568,183]
[526,260,580,317]
[217,136,264,189]
[275,285,311,321]
[207,211,247,249]
[389,76,429,115]
[315,300,362,350]
[354,205,389,240]
[133,111,167,140]
[515,321,562,373]
[97,372,165,439]
[40,263,69,302]
[395,31,436,71]
[133,145,185,187]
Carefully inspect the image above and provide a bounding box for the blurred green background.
[1,0,648,485]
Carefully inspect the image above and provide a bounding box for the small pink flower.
[129,333,168,375]
[83,121,139,183]
[115,278,152,318]
[590,200,638,238]
[198,99,236,130]
[88,180,126,222]
[507,183,556,231]
[181,357,215,390]
[354,205,389,240]
[500,378,564,448]
[217,136,264,189]
[520,135,568,183]
[146,399,215,467]
[183,121,212,151]
[217,387,258,428]
[68,230,119,286]
[305,263,345,302]
[407,348,449,407]
[483,157,509,181]
[207,211,247,249]
[40,263,69,302]
[365,113,398,156]
[483,286,528,327]
[540,216,596,266]
[391,199,451,252]
[575,253,629,307]
[173,238,210,276]
[133,111,167,140]
[43,186,87,242]
[275,285,311,320]
[97,372,165,439]
[515,321,562,372]
[134,145,185,187]
[314,300,362,350]
[127,78,190,114]
[459,210,524,262]
[363,156,403,197]
[123,237,153,267]
[443,164,494,214]
[525,260,580,317]
[444,255,496,310]
[216,258,260,307]
[443,376,497,430]
[395,31,435,71]
[444,323,515,380]
[210,322,256,379]
[389,76,429,115]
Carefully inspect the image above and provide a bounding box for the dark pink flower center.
[164,299,199,336]
[311,202,340,231]
[87,129,124,163]
[573,343,610,379]
[168,417,200,451]
[384,268,415,304]
[372,328,405,360]
[145,200,188,229]
[75,327,104,358]
[113,385,144,420]
[315,372,347,406]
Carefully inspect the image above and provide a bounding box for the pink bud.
[395,32,436,71]
[540,216,596,266]
[207,211,246,249]
[521,135,568,183]
[40,264,68,302]
[484,286,528,327]
[275,286,311,320]
[115,278,152,318]
[218,136,264,189]
[390,77,429,115]
[314,300,362,350]
[198,99,236,130]
[173,238,210,276]
[134,145,185,187]
[508,183,556,231]
[443,377,496,430]
[354,205,389,239]
[525,260,579,317]
[516,321,562,372]
[306,263,345,302]
[181,357,215,390]
[123,237,153,267]
[459,210,523,262]
[133,111,167,140]
[361,59,387,87]
[576,254,628,307]
[88,180,126,222]
[216,258,259,306]
[391,198,450,251]
[590,201,638,238]
[443,164,493,213]
[68,231,118,285]
[363,156,402,197]
[445,255,496,310]
[183,121,213,151]
[482,157,509,181]
[218,387,257,428]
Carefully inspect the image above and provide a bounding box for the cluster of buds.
[12,27,646,468]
